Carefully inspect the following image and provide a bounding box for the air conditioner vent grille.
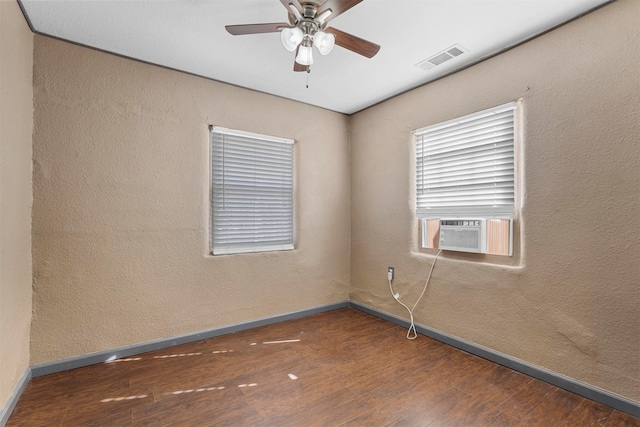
[447,46,464,57]
[439,218,486,253]
[429,52,452,66]
[416,44,468,71]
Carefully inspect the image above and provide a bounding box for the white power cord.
[389,250,442,340]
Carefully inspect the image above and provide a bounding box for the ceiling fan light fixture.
[313,30,335,55]
[281,26,303,52]
[295,44,314,66]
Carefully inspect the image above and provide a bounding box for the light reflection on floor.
[105,337,301,365]
[102,370,303,404]
[168,386,226,395]
[101,394,148,403]
[101,338,304,403]
[153,352,202,359]
[251,339,301,346]
[106,357,142,363]
[163,382,257,397]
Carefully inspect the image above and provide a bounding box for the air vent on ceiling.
[416,44,467,71]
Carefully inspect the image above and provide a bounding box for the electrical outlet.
[387,267,394,281]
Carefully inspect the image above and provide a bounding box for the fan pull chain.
[306,67,310,89]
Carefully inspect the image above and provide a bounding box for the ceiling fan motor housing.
[301,4,318,19]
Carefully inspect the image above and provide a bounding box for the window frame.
[414,101,521,256]
[210,126,295,256]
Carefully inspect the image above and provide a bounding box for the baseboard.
[350,301,640,418]
[31,301,349,378]
[0,368,31,427]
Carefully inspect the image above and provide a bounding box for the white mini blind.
[211,127,294,255]
[415,102,517,218]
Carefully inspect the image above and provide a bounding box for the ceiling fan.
[225,0,380,72]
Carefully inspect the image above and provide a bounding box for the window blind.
[415,102,516,218]
[211,127,294,255]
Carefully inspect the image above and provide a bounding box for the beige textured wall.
[31,36,350,364]
[0,0,33,409]
[350,0,639,402]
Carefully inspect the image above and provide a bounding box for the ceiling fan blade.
[225,23,288,36]
[280,0,301,10]
[317,0,363,23]
[280,0,302,15]
[326,27,380,58]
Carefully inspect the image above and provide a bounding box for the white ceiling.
[19,0,611,114]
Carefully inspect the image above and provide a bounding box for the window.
[415,102,518,255]
[210,127,294,255]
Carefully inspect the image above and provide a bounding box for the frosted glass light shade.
[281,27,303,52]
[313,31,335,55]
[295,44,314,66]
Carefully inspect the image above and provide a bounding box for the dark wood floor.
[7,308,640,426]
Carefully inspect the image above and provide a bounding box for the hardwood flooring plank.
[281,387,363,426]
[134,403,254,426]
[132,384,224,421]
[520,388,585,426]
[401,386,471,425]
[4,403,65,427]
[560,397,614,426]
[7,308,639,426]
[471,370,535,408]
[340,406,405,426]
[488,411,523,426]
[604,410,640,427]
[60,407,132,427]
[497,372,557,421]
[438,390,505,426]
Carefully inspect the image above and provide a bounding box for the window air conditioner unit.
[439,219,486,253]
